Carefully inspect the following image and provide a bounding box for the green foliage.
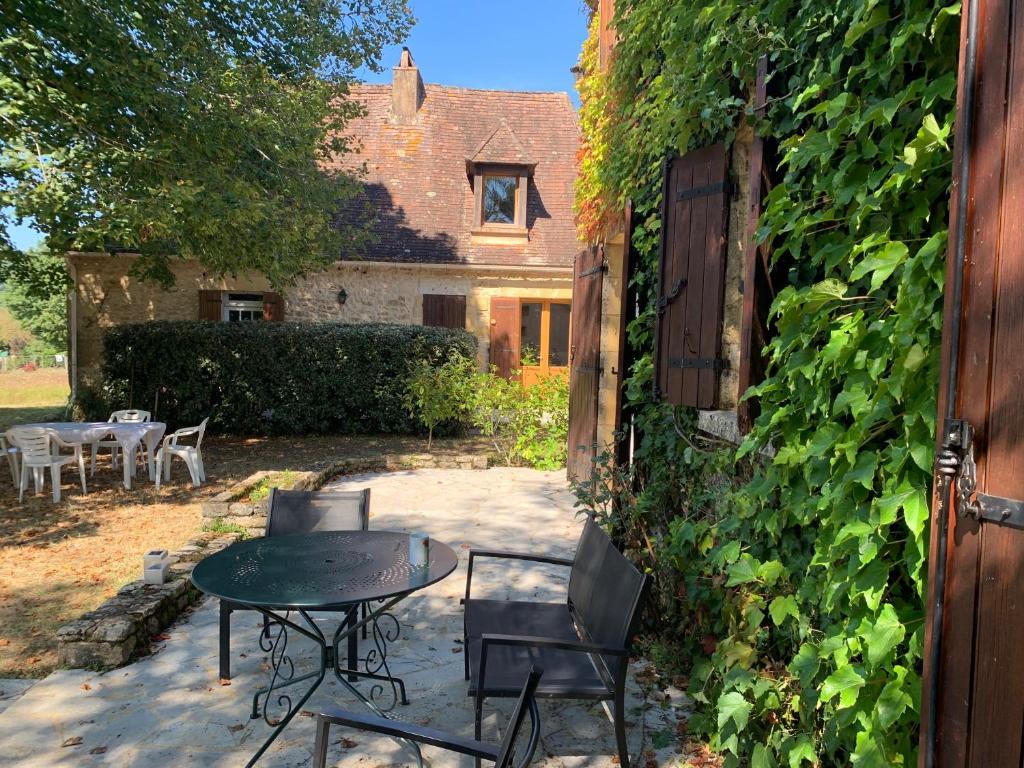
[404,351,477,448]
[100,321,476,434]
[203,518,250,538]
[470,370,569,470]
[574,0,958,764]
[402,350,570,469]
[0,0,412,287]
[0,248,69,353]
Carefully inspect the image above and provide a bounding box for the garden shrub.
[404,351,477,448]
[573,0,958,765]
[101,321,476,434]
[402,350,570,469]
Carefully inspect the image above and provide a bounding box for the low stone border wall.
[201,451,489,534]
[56,531,241,669]
[55,449,489,670]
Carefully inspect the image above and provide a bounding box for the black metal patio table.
[191,530,459,767]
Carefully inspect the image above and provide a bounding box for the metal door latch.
[938,418,1024,528]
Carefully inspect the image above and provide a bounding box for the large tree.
[0,0,412,287]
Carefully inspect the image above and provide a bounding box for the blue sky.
[6,1,589,252]
[359,0,589,97]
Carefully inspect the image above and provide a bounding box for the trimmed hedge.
[100,321,477,434]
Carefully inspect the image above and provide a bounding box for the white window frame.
[222,292,264,322]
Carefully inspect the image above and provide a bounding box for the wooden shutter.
[567,246,605,482]
[653,143,730,408]
[262,292,284,321]
[737,56,779,432]
[198,290,222,321]
[488,297,520,380]
[423,294,467,329]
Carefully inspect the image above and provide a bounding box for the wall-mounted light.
[337,288,348,306]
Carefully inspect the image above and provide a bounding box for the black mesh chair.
[218,488,371,680]
[463,517,647,768]
[314,667,544,768]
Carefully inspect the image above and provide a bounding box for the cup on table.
[409,533,430,567]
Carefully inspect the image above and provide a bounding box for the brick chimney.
[391,47,424,124]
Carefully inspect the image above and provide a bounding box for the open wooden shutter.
[737,56,779,432]
[262,292,284,321]
[653,143,730,408]
[489,297,520,380]
[423,294,467,329]
[198,290,222,321]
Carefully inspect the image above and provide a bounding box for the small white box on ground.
[144,549,169,569]
[144,561,170,585]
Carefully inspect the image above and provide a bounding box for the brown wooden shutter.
[488,297,520,380]
[737,56,779,432]
[262,292,284,321]
[423,294,467,329]
[198,290,223,321]
[653,143,730,408]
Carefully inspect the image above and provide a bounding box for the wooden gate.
[567,245,604,482]
[920,0,1024,764]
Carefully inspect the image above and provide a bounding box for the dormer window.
[467,120,534,244]
[483,175,519,225]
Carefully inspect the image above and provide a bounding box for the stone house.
[66,49,583,395]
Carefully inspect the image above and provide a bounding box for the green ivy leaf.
[726,555,760,586]
[820,664,866,709]
[769,595,800,626]
[862,603,906,667]
[717,691,752,733]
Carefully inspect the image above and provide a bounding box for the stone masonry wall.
[67,253,571,392]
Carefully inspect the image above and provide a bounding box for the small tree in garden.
[404,351,476,449]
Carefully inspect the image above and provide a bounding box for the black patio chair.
[313,667,544,768]
[218,488,371,680]
[463,516,647,768]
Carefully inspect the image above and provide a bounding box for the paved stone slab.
[0,468,691,767]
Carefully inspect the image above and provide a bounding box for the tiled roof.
[324,82,583,268]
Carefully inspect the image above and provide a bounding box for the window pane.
[520,302,542,366]
[483,176,517,224]
[548,303,571,367]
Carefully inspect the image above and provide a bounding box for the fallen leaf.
[300,710,315,718]
[89,746,107,755]
[339,738,358,749]
[451,647,462,654]
[61,736,83,748]
[152,633,171,642]
[218,679,231,686]
[228,724,245,733]
[81,683,91,691]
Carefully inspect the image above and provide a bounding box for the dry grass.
[0,368,70,429]
[0,432,490,678]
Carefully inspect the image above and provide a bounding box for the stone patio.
[0,468,689,767]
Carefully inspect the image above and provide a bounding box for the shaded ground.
[0,468,700,767]
[0,433,490,678]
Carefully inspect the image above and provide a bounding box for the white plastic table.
[14,422,167,490]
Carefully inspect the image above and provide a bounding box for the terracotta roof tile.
[325,82,583,267]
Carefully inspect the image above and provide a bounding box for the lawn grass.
[0,368,70,430]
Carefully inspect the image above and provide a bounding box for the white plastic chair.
[8,427,87,503]
[1,435,20,488]
[155,417,209,489]
[91,409,152,477]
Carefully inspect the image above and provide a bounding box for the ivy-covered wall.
[574,1,959,765]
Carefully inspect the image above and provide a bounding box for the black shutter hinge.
[668,356,730,371]
[677,180,732,202]
[657,277,687,313]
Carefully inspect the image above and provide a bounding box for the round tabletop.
[191,531,459,609]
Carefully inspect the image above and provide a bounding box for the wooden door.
[920,0,1024,764]
[567,245,604,482]
[489,297,520,380]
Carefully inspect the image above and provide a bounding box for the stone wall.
[67,253,571,392]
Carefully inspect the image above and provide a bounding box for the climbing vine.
[574,1,959,765]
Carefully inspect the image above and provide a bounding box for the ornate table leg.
[246,609,328,768]
[331,599,410,711]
